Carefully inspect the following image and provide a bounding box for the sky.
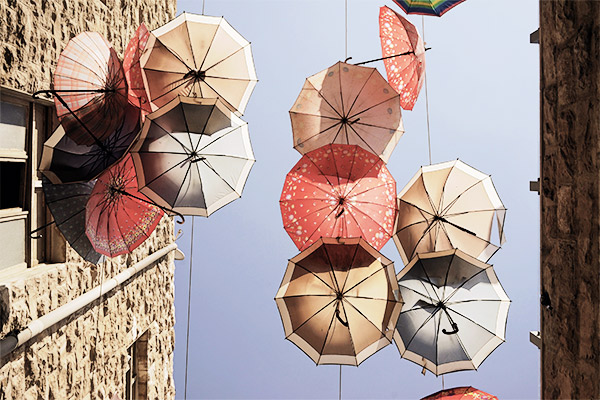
[171,1,541,399]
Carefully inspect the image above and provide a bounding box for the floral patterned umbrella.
[379,6,426,110]
[280,144,397,252]
[421,386,498,400]
[52,31,129,146]
[85,155,164,257]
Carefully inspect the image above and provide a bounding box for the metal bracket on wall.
[530,28,539,44]
[530,178,540,195]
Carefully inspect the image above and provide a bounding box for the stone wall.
[0,0,176,93]
[0,217,177,399]
[539,1,600,399]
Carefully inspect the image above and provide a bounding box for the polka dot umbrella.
[421,386,498,400]
[280,144,397,252]
[123,23,153,119]
[289,61,404,163]
[379,6,426,111]
[85,154,164,257]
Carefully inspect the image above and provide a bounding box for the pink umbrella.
[123,24,152,119]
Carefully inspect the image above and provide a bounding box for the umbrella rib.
[338,155,383,200]
[304,150,343,197]
[304,80,343,119]
[344,298,394,344]
[321,240,342,294]
[171,161,195,210]
[345,124,381,160]
[442,252,456,302]
[293,207,340,247]
[149,120,193,153]
[201,158,238,195]
[419,262,443,304]
[447,306,505,338]
[58,51,105,84]
[196,125,242,153]
[346,68,377,117]
[340,145,360,198]
[293,263,338,293]
[397,284,437,304]
[203,45,249,73]
[141,157,190,191]
[348,204,394,237]
[315,303,339,365]
[338,241,360,293]
[284,173,341,200]
[196,19,221,71]
[154,36,196,72]
[342,265,388,297]
[347,93,395,121]
[440,178,489,215]
[443,268,491,303]
[150,76,193,104]
[401,307,439,357]
[285,298,335,338]
[281,203,335,230]
[346,182,395,200]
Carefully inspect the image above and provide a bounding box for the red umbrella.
[280,144,396,252]
[123,24,152,119]
[421,386,498,400]
[85,154,164,257]
[52,31,129,146]
[379,6,426,110]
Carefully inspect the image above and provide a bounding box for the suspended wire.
[184,216,195,400]
[339,365,342,400]
[344,0,348,60]
[442,374,445,390]
[422,16,432,165]
[202,0,205,15]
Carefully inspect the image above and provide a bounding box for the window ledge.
[0,262,67,285]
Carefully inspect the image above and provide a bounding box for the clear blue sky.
[172,1,540,398]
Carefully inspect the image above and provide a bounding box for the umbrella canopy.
[289,61,404,163]
[379,6,426,110]
[393,160,506,265]
[421,386,498,400]
[140,12,257,116]
[123,23,153,118]
[280,144,397,252]
[130,96,255,217]
[275,237,403,366]
[85,155,164,257]
[54,31,129,146]
[41,176,104,264]
[392,0,467,17]
[394,249,510,376]
[39,104,141,184]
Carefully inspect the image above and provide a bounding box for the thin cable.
[184,216,195,400]
[345,0,348,60]
[339,365,342,400]
[442,374,445,390]
[202,0,205,15]
[422,16,432,165]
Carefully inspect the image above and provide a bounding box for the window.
[125,330,148,400]
[0,87,66,271]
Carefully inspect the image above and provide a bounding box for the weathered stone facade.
[0,0,177,398]
[540,1,600,399]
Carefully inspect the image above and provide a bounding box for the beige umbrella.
[140,12,257,116]
[289,61,404,163]
[275,237,403,366]
[393,160,506,265]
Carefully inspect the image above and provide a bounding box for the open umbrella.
[394,249,510,376]
[123,23,153,118]
[38,176,104,264]
[140,12,257,116]
[379,6,426,110]
[39,103,140,184]
[129,96,255,217]
[280,144,397,252]
[392,0,467,17]
[393,160,506,264]
[422,386,498,400]
[52,31,129,146]
[85,155,164,257]
[289,61,404,163]
[275,237,403,366]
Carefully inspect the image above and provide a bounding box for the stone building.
[0,0,178,398]
[539,1,600,399]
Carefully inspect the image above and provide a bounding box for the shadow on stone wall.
[0,286,8,333]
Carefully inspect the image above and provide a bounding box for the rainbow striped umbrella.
[393,0,466,17]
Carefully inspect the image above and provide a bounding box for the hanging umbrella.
[129,96,255,217]
[379,6,426,111]
[38,176,104,264]
[52,31,129,146]
[280,143,397,252]
[123,23,153,118]
[140,12,257,116]
[392,0,467,17]
[85,155,164,257]
[393,160,506,264]
[394,249,510,376]
[290,61,404,163]
[422,386,498,400]
[275,237,403,366]
[39,103,141,184]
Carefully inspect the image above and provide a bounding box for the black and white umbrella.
[394,249,510,375]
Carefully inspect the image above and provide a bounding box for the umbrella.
[393,160,506,265]
[289,61,404,163]
[394,249,510,376]
[422,386,498,400]
[140,12,257,116]
[85,155,164,257]
[280,143,397,252]
[123,23,153,118]
[392,0,467,17]
[275,237,403,366]
[129,96,255,217]
[39,104,141,184]
[379,6,426,111]
[37,176,105,264]
[52,31,129,146]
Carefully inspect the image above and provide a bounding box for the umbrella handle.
[335,307,349,327]
[30,219,56,239]
[442,322,459,335]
